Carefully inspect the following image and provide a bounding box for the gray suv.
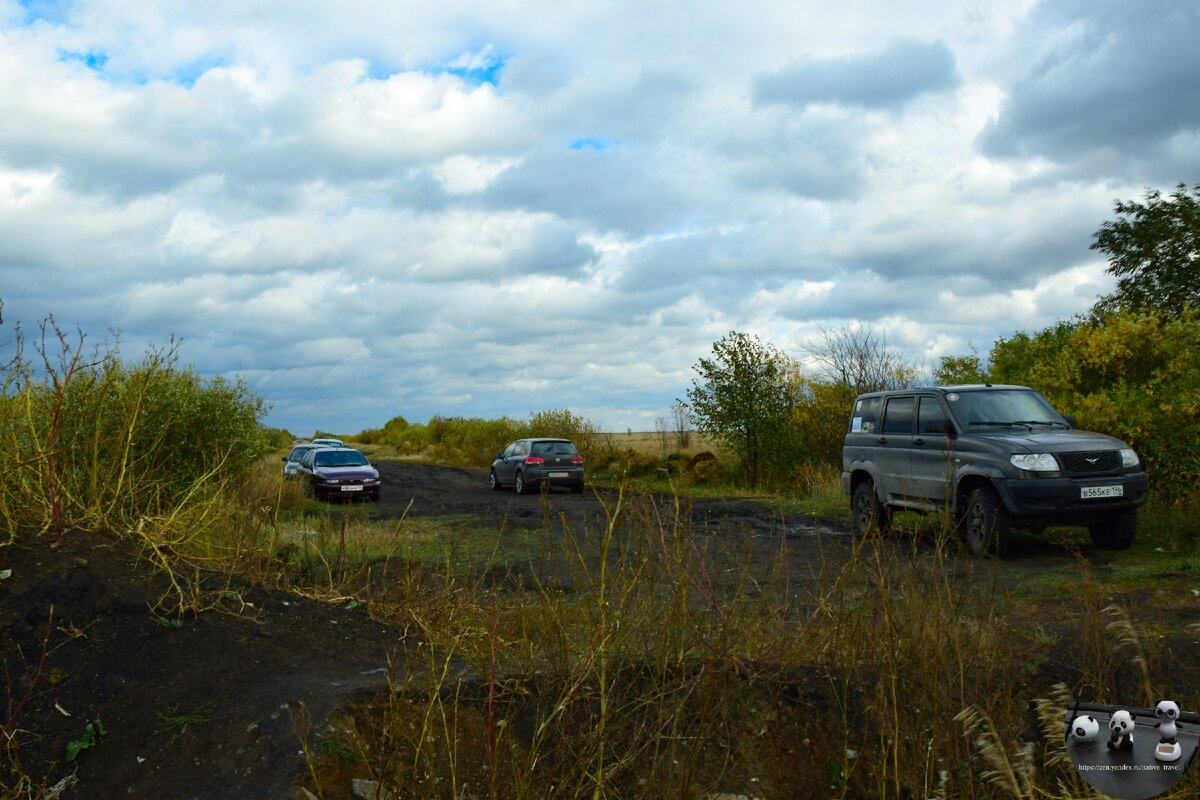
[841,384,1148,556]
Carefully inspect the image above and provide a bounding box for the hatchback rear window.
[531,441,579,457]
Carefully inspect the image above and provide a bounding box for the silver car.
[282,444,328,476]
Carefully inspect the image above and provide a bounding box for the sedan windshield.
[947,390,1065,431]
[314,450,370,467]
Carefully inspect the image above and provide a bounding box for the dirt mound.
[1,532,398,799]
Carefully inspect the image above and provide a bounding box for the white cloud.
[1,0,1195,434]
[433,155,517,194]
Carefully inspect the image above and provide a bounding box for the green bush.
[982,309,1200,505]
[372,409,599,468]
[0,324,269,540]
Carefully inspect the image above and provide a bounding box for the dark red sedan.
[294,447,381,502]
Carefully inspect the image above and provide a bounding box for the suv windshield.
[314,450,370,467]
[948,389,1066,431]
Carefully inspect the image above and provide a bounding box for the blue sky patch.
[170,56,229,88]
[20,0,72,25]
[569,137,622,152]
[444,57,505,87]
[59,50,108,71]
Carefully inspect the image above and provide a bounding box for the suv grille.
[1059,451,1120,475]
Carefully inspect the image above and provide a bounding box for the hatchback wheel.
[514,471,528,495]
[961,486,1010,557]
[489,470,501,491]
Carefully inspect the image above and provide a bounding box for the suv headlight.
[1119,448,1139,468]
[1010,453,1059,472]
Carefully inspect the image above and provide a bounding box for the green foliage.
[1091,183,1200,316]
[527,408,598,455]
[262,426,296,450]
[933,347,987,385]
[65,718,105,762]
[791,378,857,469]
[982,310,1200,504]
[373,410,598,468]
[0,319,270,541]
[683,331,800,487]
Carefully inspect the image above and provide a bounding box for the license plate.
[548,471,568,478]
[340,485,364,492]
[1081,485,1122,500]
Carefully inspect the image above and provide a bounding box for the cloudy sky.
[2,1,1198,435]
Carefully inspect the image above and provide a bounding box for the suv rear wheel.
[961,486,1010,557]
[1089,508,1137,550]
[851,480,890,536]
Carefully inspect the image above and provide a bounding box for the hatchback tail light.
[524,456,545,465]
[570,456,584,464]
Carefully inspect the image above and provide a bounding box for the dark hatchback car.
[295,447,381,501]
[490,438,585,494]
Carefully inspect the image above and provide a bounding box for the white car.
[310,437,344,448]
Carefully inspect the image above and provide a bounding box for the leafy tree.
[963,310,1199,505]
[1092,183,1200,316]
[791,378,858,468]
[683,331,798,487]
[933,347,988,385]
[528,408,597,457]
[986,321,1078,389]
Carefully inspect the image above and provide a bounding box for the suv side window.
[881,397,914,435]
[918,396,948,433]
[852,396,881,433]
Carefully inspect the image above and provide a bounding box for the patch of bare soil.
[3,462,1196,799]
[1,532,400,799]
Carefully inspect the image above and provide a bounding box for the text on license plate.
[548,472,569,478]
[1081,485,1122,500]
[340,485,364,492]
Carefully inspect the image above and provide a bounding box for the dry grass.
[275,486,1200,800]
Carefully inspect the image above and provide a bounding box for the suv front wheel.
[851,480,890,536]
[961,486,1010,557]
[1089,508,1137,550]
